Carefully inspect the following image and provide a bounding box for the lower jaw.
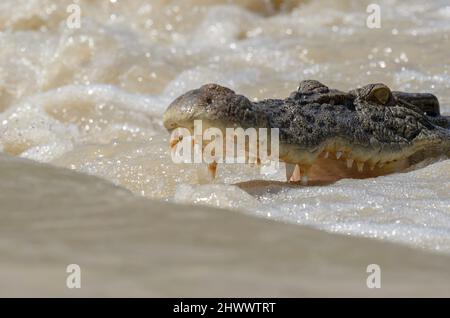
[169,136,426,184]
[197,150,411,185]
[279,140,424,184]
[285,156,410,185]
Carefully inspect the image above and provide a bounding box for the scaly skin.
[163,80,450,183]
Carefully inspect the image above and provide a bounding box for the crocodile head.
[163,84,268,130]
[163,80,450,183]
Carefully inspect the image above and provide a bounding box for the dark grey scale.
[163,79,450,170]
[350,83,438,144]
[282,81,450,148]
[291,80,355,110]
[282,80,358,146]
[393,92,440,116]
[392,91,450,129]
[296,79,330,95]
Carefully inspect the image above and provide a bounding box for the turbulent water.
[1,0,450,256]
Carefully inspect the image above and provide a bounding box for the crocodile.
[163,80,450,183]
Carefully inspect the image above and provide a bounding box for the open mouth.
[283,151,410,185]
[278,138,424,184]
[168,131,418,185]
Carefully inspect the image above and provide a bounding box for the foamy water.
[1,0,449,254]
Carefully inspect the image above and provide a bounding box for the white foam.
[0,0,449,254]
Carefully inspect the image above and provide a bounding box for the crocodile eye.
[352,83,393,105]
[370,84,391,105]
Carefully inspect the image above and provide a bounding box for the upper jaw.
[163,88,206,129]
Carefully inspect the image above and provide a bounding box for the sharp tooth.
[357,161,364,172]
[207,162,218,180]
[285,163,295,182]
[285,164,311,184]
[370,165,375,171]
[346,158,354,169]
[197,162,217,183]
[290,164,301,182]
[324,151,329,159]
[378,162,384,168]
[336,151,343,159]
[286,163,301,182]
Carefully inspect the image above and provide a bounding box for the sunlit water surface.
[0,0,449,253]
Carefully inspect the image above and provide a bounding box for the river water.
[0,0,450,295]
